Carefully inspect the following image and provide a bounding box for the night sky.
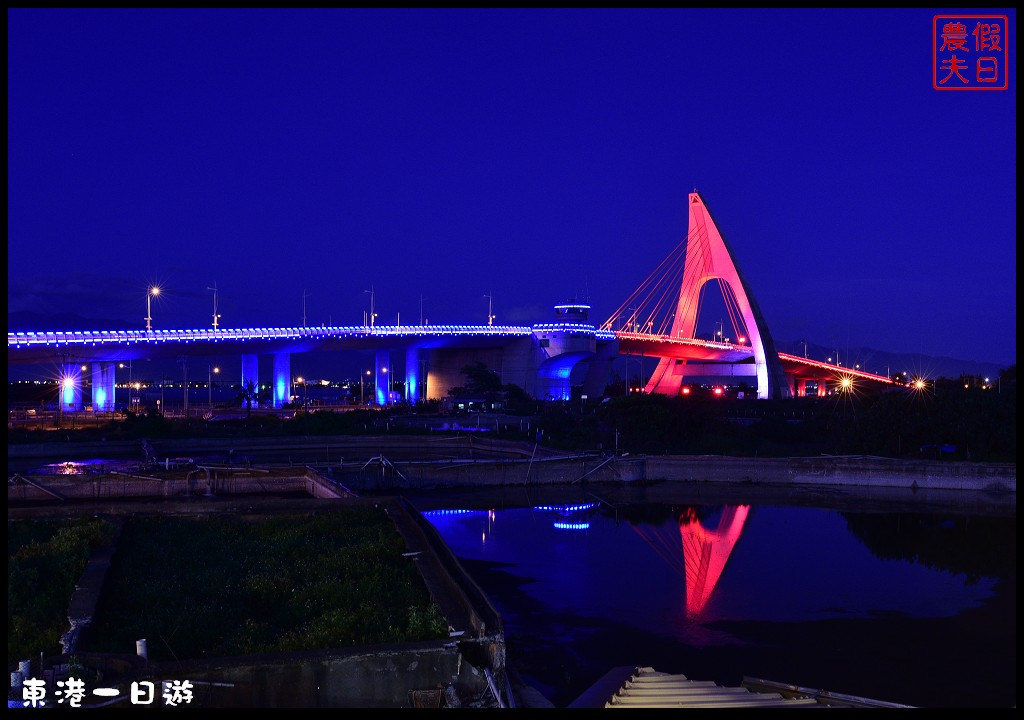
[8,9,1017,367]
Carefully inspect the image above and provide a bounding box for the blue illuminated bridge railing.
[8,324,620,349]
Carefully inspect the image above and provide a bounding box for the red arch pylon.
[645,192,791,399]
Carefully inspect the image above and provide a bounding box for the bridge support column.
[582,341,618,398]
[817,380,827,397]
[272,353,291,409]
[375,350,390,405]
[241,354,259,407]
[405,348,422,404]
[91,362,116,412]
[795,378,807,397]
[60,363,83,412]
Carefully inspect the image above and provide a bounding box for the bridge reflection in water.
[630,505,749,619]
[426,501,749,620]
[418,497,1011,708]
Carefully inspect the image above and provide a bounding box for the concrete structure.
[570,666,909,708]
[643,193,789,399]
[9,497,508,708]
[7,192,895,405]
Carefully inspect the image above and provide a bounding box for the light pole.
[364,288,376,328]
[145,286,160,331]
[57,370,69,428]
[207,284,221,330]
[118,362,130,410]
[178,357,188,418]
[484,292,495,326]
[80,364,89,412]
[381,366,388,404]
[209,365,219,405]
[296,376,307,407]
[361,369,371,406]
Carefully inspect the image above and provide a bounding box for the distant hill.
[774,340,1009,381]
[7,311,135,332]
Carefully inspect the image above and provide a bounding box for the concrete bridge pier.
[241,353,259,407]
[375,350,390,405]
[581,341,619,398]
[405,348,423,404]
[60,362,83,411]
[91,362,116,411]
[273,353,291,408]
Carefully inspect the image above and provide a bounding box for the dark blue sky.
[8,9,1016,366]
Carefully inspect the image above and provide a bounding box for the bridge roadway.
[6,325,555,364]
[615,331,894,386]
[8,324,894,388]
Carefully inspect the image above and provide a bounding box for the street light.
[58,372,75,427]
[177,356,188,418]
[364,288,377,328]
[296,376,307,407]
[145,286,160,331]
[209,365,220,405]
[361,369,371,406]
[207,283,221,330]
[381,366,388,403]
[484,292,495,326]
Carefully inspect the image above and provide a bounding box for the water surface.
[419,492,1015,708]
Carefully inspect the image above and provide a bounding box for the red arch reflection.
[680,505,749,617]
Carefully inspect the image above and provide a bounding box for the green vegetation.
[7,366,1014,462]
[842,512,1016,585]
[536,379,1016,461]
[8,518,117,666]
[82,510,448,660]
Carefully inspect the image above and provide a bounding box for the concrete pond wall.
[8,497,507,708]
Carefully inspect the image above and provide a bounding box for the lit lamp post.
[296,376,307,407]
[361,369,371,406]
[118,362,129,410]
[80,365,88,411]
[209,365,219,405]
[58,372,74,428]
[484,292,495,326]
[145,286,160,331]
[381,367,388,405]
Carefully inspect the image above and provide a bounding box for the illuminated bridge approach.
[8,192,893,411]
